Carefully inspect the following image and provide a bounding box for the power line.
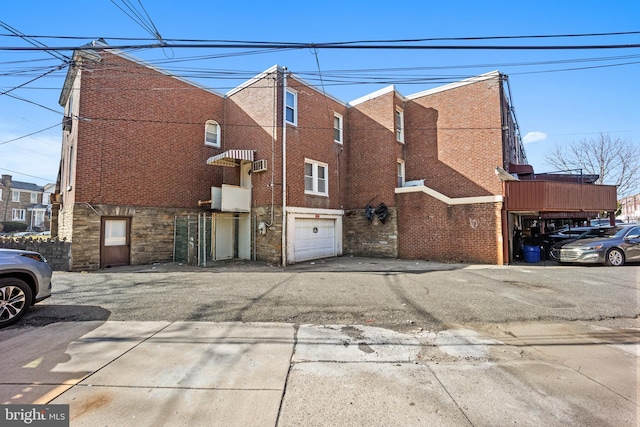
[0,167,55,183]
[0,123,60,146]
[109,0,164,44]
[2,41,640,52]
[1,30,639,42]
[0,21,70,62]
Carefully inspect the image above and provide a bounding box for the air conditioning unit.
[252,159,267,173]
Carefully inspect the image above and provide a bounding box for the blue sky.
[1,0,639,190]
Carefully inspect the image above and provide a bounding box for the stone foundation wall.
[253,206,283,265]
[343,207,398,258]
[66,203,208,271]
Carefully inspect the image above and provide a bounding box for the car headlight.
[19,253,47,263]
[584,244,603,250]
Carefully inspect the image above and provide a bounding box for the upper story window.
[285,89,297,126]
[395,108,404,143]
[12,190,20,202]
[205,120,221,148]
[334,113,343,144]
[0,189,3,201]
[304,159,328,196]
[30,193,38,203]
[397,160,405,187]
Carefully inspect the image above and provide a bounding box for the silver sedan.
[553,224,640,266]
[0,249,53,328]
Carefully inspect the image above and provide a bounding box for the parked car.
[590,219,624,227]
[552,224,640,266]
[9,231,38,237]
[544,226,599,244]
[548,227,614,261]
[0,249,52,328]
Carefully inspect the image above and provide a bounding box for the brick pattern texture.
[55,51,515,268]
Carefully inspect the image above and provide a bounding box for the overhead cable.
[2,41,640,52]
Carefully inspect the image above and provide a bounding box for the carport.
[501,179,618,263]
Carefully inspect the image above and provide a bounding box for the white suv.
[0,249,52,328]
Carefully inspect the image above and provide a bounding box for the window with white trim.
[30,193,38,203]
[285,89,297,126]
[397,160,405,187]
[395,108,404,143]
[0,189,3,201]
[205,120,220,147]
[12,209,25,221]
[333,113,343,144]
[12,190,20,202]
[304,159,328,196]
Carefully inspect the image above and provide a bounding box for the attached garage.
[286,207,344,264]
[294,218,336,262]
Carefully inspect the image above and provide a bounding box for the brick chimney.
[1,175,11,187]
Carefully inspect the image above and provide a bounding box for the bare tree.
[545,133,639,197]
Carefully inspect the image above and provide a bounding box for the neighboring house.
[618,193,640,223]
[0,175,50,231]
[52,42,617,270]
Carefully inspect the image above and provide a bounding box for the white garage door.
[294,218,337,262]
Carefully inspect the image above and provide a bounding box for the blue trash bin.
[522,245,541,263]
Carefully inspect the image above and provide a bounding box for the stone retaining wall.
[0,237,72,271]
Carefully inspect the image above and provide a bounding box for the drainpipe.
[281,68,288,266]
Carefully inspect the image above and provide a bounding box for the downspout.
[281,68,288,266]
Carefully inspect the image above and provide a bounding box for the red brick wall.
[226,72,348,210]
[225,70,281,206]
[397,191,502,264]
[346,91,404,210]
[285,77,348,210]
[405,77,504,198]
[75,50,224,208]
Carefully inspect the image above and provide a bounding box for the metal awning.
[206,150,254,167]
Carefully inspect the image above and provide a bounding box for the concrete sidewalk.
[0,321,637,426]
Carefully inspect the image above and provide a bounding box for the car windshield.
[578,229,608,239]
[603,226,631,239]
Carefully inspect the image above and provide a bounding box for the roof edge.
[406,70,501,100]
[348,85,401,107]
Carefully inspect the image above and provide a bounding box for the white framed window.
[395,108,404,143]
[285,89,297,126]
[205,120,220,147]
[397,160,405,187]
[30,193,38,203]
[0,189,3,201]
[12,190,20,202]
[12,209,25,221]
[333,113,343,144]
[304,159,328,196]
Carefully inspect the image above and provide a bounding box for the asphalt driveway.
[17,256,640,333]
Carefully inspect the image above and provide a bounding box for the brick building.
[618,193,640,223]
[53,42,617,270]
[0,175,49,232]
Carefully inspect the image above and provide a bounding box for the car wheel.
[0,278,33,328]
[605,248,625,267]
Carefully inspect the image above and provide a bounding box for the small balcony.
[211,185,251,212]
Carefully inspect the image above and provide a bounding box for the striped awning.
[206,149,254,167]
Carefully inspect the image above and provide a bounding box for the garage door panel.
[294,218,336,262]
